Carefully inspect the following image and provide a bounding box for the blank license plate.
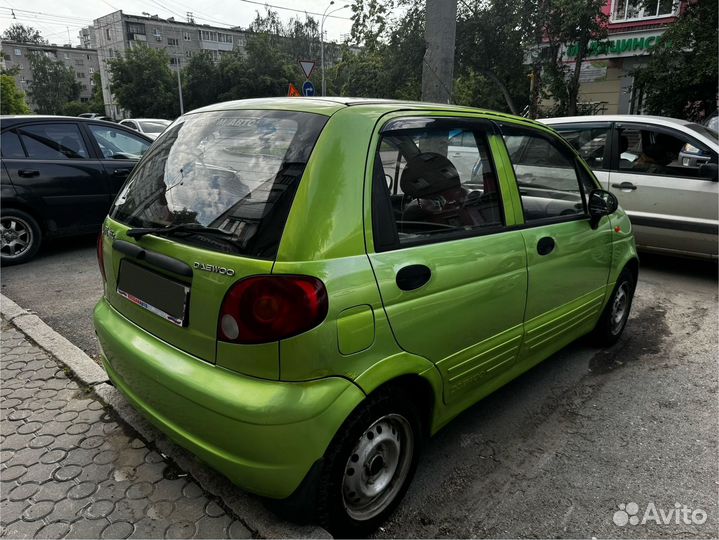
[117,260,189,326]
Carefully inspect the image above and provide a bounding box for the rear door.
[84,123,152,200]
[368,115,528,406]
[607,122,718,257]
[3,121,108,234]
[549,122,612,188]
[499,123,613,363]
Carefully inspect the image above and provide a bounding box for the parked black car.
[1,116,153,265]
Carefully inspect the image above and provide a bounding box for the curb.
[0,292,332,539]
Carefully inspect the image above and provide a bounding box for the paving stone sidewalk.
[0,318,254,539]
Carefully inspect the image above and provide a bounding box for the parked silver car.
[541,115,718,259]
[118,118,171,140]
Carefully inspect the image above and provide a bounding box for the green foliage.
[27,51,80,114]
[62,100,91,116]
[0,73,31,114]
[519,0,607,116]
[108,45,178,118]
[633,0,718,121]
[1,23,47,44]
[182,52,219,111]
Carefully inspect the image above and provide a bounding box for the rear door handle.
[611,181,637,191]
[112,169,131,177]
[396,264,431,291]
[18,169,39,177]
[537,236,555,256]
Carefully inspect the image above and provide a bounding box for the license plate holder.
[117,260,190,327]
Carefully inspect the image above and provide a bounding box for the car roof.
[121,118,170,122]
[0,115,154,141]
[189,97,545,127]
[540,114,693,127]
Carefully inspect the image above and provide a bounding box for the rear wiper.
[127,223,235,239]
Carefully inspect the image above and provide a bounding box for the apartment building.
[88,11,251,119]
[0,41,100,111]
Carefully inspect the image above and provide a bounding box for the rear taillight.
[218,275,328,344]
[97,233,106,282]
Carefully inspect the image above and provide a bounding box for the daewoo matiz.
[94,98,638,536]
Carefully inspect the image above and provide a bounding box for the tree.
[1,23,47,44]
[633,0,718,121]
[454,0,530,114]
[182,52,219,111]
[519,0,607,116]
[108,45,178,118]
[0,68,31,114]
[27,51,80,114]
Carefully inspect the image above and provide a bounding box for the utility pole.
[421,0,457,104]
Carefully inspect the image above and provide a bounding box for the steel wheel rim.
[610,282,630,335]
[1,217,33,259]
[342,413,414,521]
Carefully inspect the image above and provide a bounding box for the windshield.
[687,122,719,142]
[110,109,328,258]
[139,120,171,134]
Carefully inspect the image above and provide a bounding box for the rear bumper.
[93,298,365,498]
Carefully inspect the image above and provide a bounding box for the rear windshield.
[110,110,328,258]
[139,120,170,134]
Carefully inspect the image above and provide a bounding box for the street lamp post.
[320,2,349,97]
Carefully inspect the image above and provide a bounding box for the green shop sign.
[567,34,662,58]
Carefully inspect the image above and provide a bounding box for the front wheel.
[317,387,422,537]
[592,268,635,345]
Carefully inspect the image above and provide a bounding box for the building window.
[89,67,94,74]
[612,0,677,21]
[199,30,218,41]
[183,31,191,41]
[77,72,85,78]
[169,57,179,65]
[75,59,84,66]
[64,52,70,59]
[106,28,111,39]
[128,23,146,35]
[90,78,95,86]
[185,50,192,58]
[14,48,21,56]
[167,37,179,46]
[154,28,162,41]
[218,33,233,43]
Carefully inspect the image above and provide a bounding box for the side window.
[88,125,150,159]
[17,123,89,160]
[617,126,713,178]
[554,125,610,169]
[1,131,26,158]
[373,120,504,249]
[502,126,588,222]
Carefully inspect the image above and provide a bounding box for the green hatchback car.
[94,97,638,535]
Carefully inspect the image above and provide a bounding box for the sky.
[0,0,356,47]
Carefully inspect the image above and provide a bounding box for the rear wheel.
[317,387,422,537]
[592,268,635,345]
[1,209,41,265]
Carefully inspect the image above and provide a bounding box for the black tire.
[0,208,42,266]
[592,268,635,345]
[316,386,423,538]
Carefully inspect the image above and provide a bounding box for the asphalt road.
[2,241,717,538]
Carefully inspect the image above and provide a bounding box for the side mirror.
[588,189,618,229]
[698,163,718,181]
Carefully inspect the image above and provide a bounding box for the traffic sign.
[298,60,315,79]
[288,83,301,97]
[302,81,315,97]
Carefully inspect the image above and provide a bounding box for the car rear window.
[110,109,328,258]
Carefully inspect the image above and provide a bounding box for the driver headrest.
[400,152,460,198]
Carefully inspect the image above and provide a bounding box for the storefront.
[557,0,684,114]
